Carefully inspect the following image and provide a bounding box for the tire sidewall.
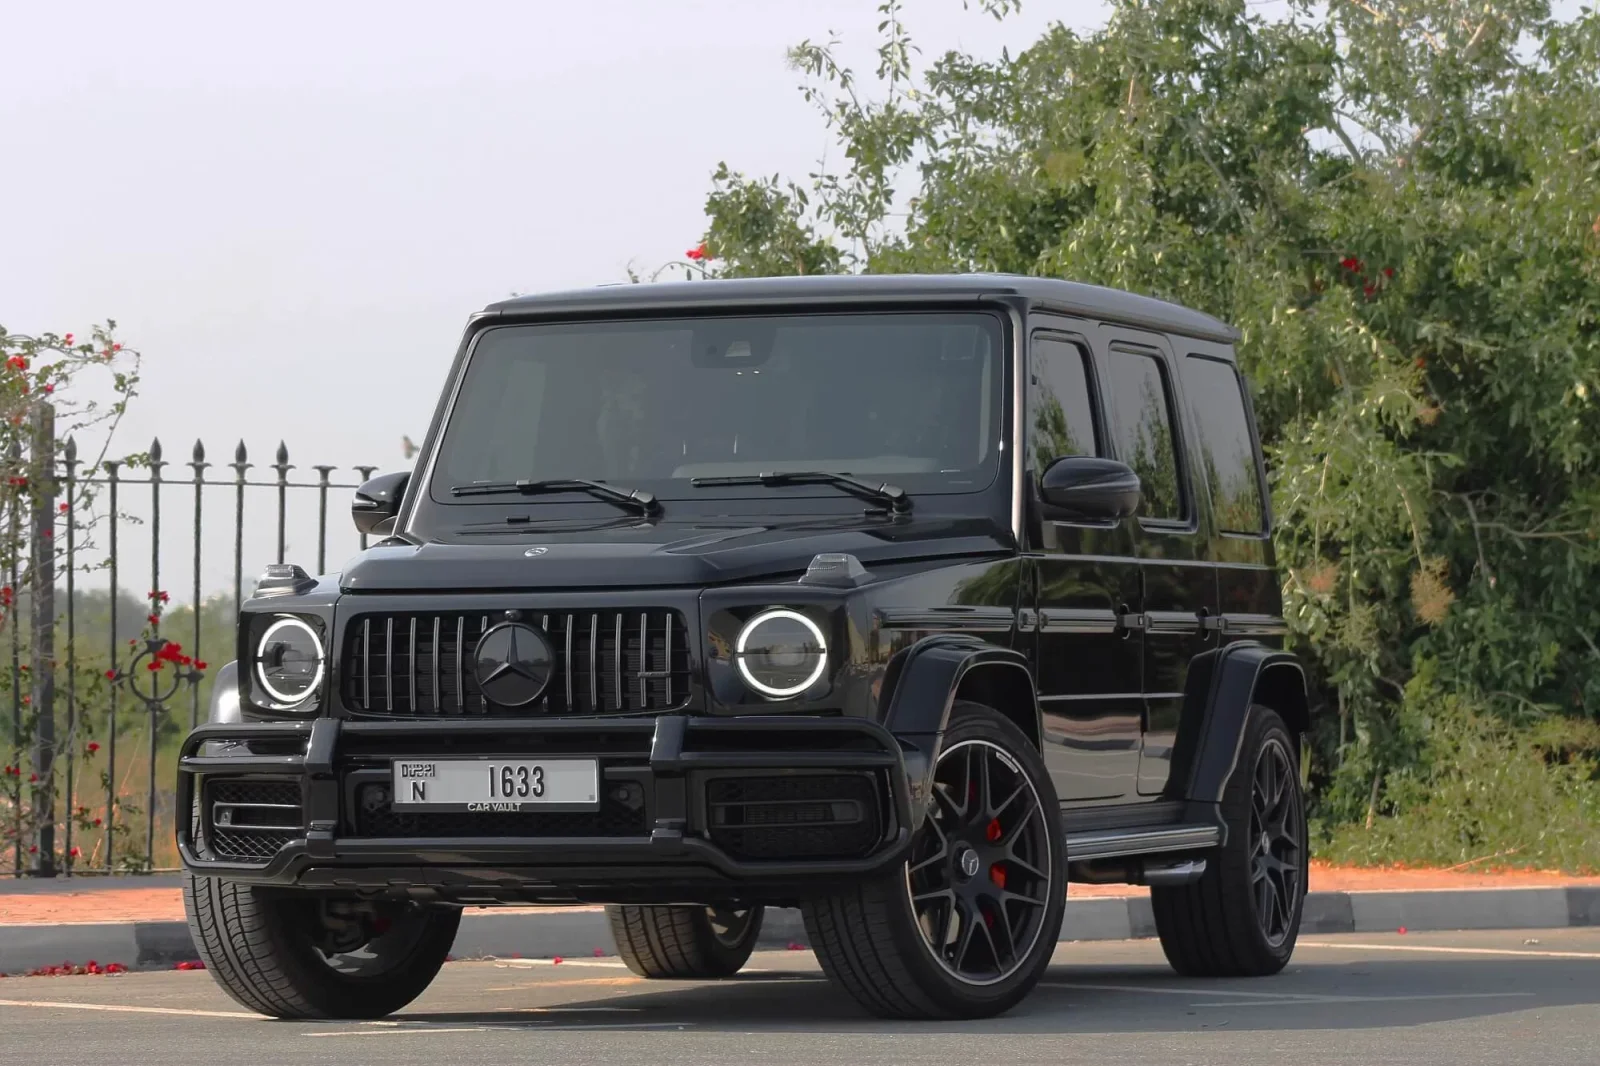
[1224,707,1308,965]
[886,700,1066,1014]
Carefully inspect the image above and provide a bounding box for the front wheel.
[183,873,459,1019]
[1151,704,1308,976]
[803,700,1066,1019]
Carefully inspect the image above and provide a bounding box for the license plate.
[390,758,599,812]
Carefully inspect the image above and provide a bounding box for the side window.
[1183,355,1266,535]
[1105,350,1184,522]
[1028,336,1099,470]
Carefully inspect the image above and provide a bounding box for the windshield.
[429,311,1006,504]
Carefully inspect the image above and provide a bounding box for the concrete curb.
[3,887,1596,975]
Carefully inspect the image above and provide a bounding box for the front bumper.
[177,715,913,904]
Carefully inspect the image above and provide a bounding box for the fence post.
[29,404,57,876]
[62,437,78,875]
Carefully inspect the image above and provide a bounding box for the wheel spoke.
[951,899,980,970]
[1256,875,1277,933]
[991,780,1026,821]
[912,886,955,907]
[977,749,996,821]
[975,906,1004,973]
[1005,850,1048,883]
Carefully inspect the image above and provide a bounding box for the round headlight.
[255,617,325,706]
[735,608,827,698]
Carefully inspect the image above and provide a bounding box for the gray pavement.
[1,927,1596,1065]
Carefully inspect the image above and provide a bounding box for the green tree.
[689,0,1600,868]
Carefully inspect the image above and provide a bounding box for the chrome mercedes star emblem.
[524,546,548,557]
[473,622,554,707]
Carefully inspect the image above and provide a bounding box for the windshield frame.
[410,305,1017,523]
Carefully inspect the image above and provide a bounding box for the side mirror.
[352,471,410,536]
[1039,456,1141,522]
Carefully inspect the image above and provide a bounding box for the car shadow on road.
[390,955,1600,1034]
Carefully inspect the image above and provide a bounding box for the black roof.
[484,273,1238,344]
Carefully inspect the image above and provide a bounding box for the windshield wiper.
[690,471,911,514]
[450,478,661,515]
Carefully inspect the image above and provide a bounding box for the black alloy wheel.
[905,737,1054,986]
[1250,733,1304,946]
[1149,705,1309,978]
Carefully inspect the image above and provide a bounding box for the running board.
[1064,823,1221,861]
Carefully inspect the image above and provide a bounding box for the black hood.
[338,514,1012,592]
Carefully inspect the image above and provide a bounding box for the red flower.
[1415,356,1427,369]
[92,817,102,827]
[87,741,100,753]
[1383,267,1395,278]
[28,772,37,781]
[69,846,81,858]
[685,243,709,261]
[147,662,161,672]
[58,502,68,513]
[156,641,186,663]
[112,342,122,352]
[43,384,53,394]
[104,668,116,680]
[7,476,26,488]
[149,590,169,603]
[1339,256,1362,272]
[41,528,52,539]
[6,355,28,371]
[1362,283,1376,298]
[195,660,208,671]
[28,845,36,854]
[146,614,159,625]
[62,333,74,346]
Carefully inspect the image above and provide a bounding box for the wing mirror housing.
[352,471,410,536]
[1039,456,1142,522]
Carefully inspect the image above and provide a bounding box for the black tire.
[1151,704,1308,977]
[607,904,764,979]
[802,701,1066,1020]
[182,873,460,1019]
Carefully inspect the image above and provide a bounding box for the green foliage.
[692,0,1600,867]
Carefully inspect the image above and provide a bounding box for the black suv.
[180,274,1310,1021]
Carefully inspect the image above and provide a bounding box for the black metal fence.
[2,403,382,875]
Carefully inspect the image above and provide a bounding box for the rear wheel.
[183,873,459,1019]
[1151,705,1307,976]
[803,701,1065,1019]
[607,904,764,979]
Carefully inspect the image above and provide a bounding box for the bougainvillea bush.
[689,0,1600,870]
[0,323,143,868]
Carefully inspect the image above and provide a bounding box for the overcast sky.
[3,0,1113,594]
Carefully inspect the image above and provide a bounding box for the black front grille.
[706,774,883,861]
[351,782,649,838]
[204,778,303,863]
[342,609,690,716]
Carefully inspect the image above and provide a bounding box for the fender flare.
[1167,641,1309,805]
[879,634,1041,824]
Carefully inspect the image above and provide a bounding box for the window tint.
[1028,336,1099,469]
[1183,355,1265,534]
[1106,350,1183,521]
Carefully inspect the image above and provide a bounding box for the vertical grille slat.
[455,617,466,712]
[588,613,599,713]
[408,618,417,712]
[431,617,442,713]
[630,611,643,710]
[343,609,690,717]
[384,618,394,713]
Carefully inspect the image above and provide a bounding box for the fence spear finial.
[235,439,248,465]
[192,439,205,464]
[63,436,77,464]
[149,437,163,464]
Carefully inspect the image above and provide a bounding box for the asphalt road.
[2,927,1596,1065]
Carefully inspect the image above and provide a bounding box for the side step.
[1065,823,1220,862]
[1064,823,1220,887]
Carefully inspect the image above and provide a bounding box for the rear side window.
[1105,350,1184,522]
[1028,336,1099,468]
[1183,355,1266,535]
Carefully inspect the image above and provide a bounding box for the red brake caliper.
[985,818,1006,889]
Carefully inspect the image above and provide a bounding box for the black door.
[1025,324,1143,804]
[1178,344,1286,648]
[1098,335,1216,796]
